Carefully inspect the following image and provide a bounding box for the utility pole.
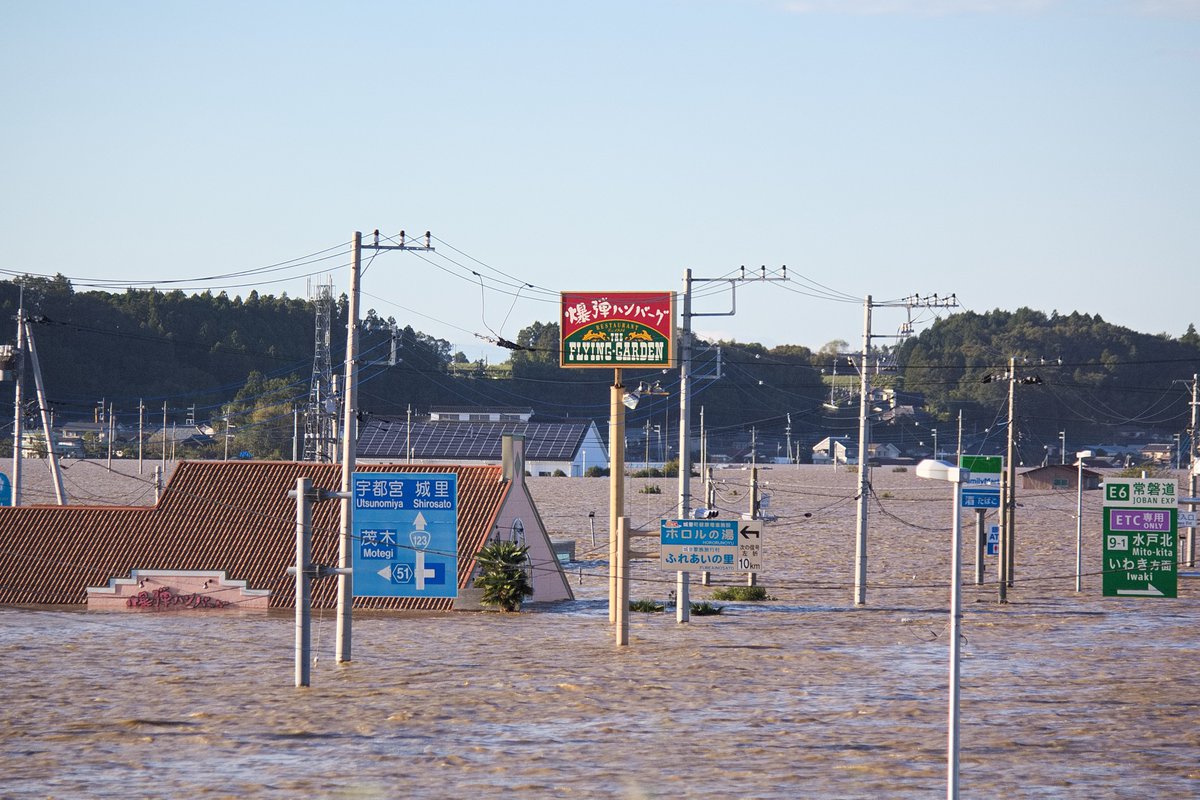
[138,399,145,474]
[676,266,785,622]
[676,273,693,622]
[957,410,963,462]
[785,413,792,467]
[1060,430,1066,465]
[854,293,959,606]
[10,290,25,506]
[21,314,66,504]
[1003,357,1016,598]
[988,357,1045,601]
[338,229,434,664]
[853,297,872,606]
[1187,374,1198,568]
[161,401,168,472]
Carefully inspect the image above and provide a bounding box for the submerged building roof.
[0,460,510,611]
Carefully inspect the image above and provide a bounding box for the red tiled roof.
[0,461,510,611]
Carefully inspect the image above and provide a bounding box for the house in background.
[1139,442,1174,466]
[357,410,608,476]
[813,436,855,465]
[1021,463,1103,491]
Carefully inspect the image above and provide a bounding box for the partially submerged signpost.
[959,455,1001,587]
[560,291,674,647]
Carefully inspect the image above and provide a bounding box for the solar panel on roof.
[357,416,590,462]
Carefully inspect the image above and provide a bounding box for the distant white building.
[813,436,855,465]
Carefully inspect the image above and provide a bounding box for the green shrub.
[473,540,533,612]
[710,585,772,601]
[639,484,662,494]
[552,469,567,477]
[689,601,723,616]
[585,466,609,477]
[629,599,664,613]
[632,467,664,478]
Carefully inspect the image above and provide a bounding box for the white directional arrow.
[1117,584,1164,596]
[377,565,391,580]
[413,512,428,530]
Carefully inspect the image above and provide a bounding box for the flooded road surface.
[2,467,1198,798]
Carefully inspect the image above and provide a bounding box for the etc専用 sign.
[560,291,674,369]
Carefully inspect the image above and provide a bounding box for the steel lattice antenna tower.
[304,277,337,462]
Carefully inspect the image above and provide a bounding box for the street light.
[1075,450,1093,592]
[915,458,970,800]
[932,428,938,459]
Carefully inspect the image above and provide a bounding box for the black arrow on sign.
[740,524,760,539]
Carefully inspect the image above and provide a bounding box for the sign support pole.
[974,509,986,585]
[616,516,630,646]
[948,471,964,800]
[609,368,624,625]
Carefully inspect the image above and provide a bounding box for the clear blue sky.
[3,1,1198,364]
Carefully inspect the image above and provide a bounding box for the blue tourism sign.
[660,519,740,571]
[351,472,458,599]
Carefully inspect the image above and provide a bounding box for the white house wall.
[491,482,574,603]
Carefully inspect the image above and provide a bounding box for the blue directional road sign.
[351,472,458,599]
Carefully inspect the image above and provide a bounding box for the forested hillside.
[896,308,1200,445]
[3,278,1199,461]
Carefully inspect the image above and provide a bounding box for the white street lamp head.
[915,459,969,483]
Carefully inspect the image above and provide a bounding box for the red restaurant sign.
[560,291,675,369]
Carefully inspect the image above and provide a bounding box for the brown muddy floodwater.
[2,466,1198,798]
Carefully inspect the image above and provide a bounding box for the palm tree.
[472,540,533,612]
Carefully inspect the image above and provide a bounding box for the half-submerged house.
[0,435,572,611]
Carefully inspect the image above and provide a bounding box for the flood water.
[2,466,1198,798]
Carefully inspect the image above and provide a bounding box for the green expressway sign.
[1102,479,1177,598]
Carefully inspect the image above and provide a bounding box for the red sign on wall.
[559,291,675,369]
